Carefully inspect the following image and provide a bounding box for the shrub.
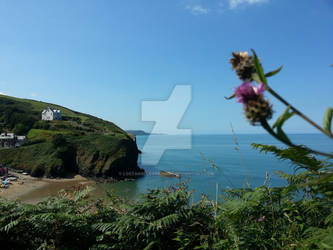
[13,123,29,135]
[30,165,44,177]
[51,134,67,148]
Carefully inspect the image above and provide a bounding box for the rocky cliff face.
[74,135,144,178]
[0,134,144,179]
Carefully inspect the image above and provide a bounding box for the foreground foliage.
[0,144,332,249]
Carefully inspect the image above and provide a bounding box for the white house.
[0,133,27,148]
[41,107,62,121]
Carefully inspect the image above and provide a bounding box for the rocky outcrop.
[74,135,144,179]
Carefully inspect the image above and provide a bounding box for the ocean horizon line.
[136,132,323,136]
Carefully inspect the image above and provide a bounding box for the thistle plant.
[234,81,272,125]
[227,49,333,158]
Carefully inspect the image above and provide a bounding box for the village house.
[41,107,62,121]
[0,133,27,148]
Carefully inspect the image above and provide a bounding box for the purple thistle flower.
[258,216,265,222]
[235,81,266,104]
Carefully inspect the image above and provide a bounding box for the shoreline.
[0,171,96,204]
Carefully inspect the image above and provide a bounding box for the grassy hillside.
[0,94,143,178]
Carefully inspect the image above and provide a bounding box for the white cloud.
[0,92,5,95]
[229,0,268,9]
[186,4,210,15]
[183,0,268,15]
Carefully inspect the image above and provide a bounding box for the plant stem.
[260,119,333,158]
[267,87,333,140]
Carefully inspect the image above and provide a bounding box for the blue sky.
[0,0,332,134]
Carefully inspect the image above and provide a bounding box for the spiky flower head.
[234,81,272,125]
[230,51,256,80]
[244,96,273,125]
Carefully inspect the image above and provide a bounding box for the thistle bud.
[230,51,256,81]
[244,95,273,125]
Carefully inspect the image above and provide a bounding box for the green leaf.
[265,66,283,78]
[272,107,295,144]
[143,241,158,250]
[273,107,295,129]
[313,173,333,185]
[251,73,261,83]
[323,107,333,135]
[276,127,292,145]
[224,93,235,100]
[251,49,268,87]
[321,243,333,249]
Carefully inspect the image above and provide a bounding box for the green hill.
[0,94,144,178]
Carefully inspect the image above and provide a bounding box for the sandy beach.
[0,171,96,204]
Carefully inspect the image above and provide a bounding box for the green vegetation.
[0,144,332,249]
[0,94,142,178]
[0,94,125,134]
[27,129,69,141]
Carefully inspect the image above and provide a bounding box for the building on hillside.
[41,107,62,121]
[0,133,27,148]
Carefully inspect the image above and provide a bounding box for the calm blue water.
[95,134,333,201]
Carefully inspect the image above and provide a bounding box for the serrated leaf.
[323,107,333,135]
[265,66,283,78]
[251,49,268,87]
[224,93,235,100]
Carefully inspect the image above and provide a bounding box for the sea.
[94,133,333,202]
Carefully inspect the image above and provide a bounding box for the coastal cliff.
[0,94,144,178]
